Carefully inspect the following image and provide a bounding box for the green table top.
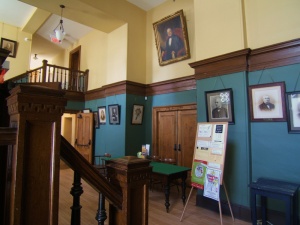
[150,161,191,175]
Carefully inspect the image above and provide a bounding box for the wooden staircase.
[0,84,151,225]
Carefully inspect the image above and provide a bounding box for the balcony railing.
[8,60,89,92]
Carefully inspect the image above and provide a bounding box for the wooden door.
[177,109,197,168]
[75,113,93,163]
[153,104,197,168]
[157,111,177,160]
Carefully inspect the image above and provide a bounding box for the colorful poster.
[203,167,221,201]
[191,160,207,189]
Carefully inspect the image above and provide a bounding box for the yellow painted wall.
[194,0,246,60]
[146,0,195,84]
[244,0,300,48]
[2,0,300,87]
[107,24,127,85]
[1,23,31,80]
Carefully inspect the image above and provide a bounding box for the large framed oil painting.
[153,10,190,66]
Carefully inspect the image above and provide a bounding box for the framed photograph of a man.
[108,104,120,125]
[98,106,106,125]
[0,38,17,58]
[248,82,286,122]
[286,91,300,133]
[153,10,190,66]
[205,88,234,124]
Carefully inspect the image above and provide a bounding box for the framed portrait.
[93,111,99,129]
[153,10,190,66]
[108,104,120,125]
[248,82,286,122]
[98,106,106,125]
[0,38,17,58]
[205,88,235,124]
[132,104,144,125]
[286,91,300,133]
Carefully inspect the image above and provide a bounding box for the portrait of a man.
[153,10,190,66]
[259,95,275,111]
[211,96,228,119]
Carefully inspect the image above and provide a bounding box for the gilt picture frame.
[286,91,300,133]
[248,82,286,122]
[1,38,17,58]
[153,10,190,66]
[205,88,234,124]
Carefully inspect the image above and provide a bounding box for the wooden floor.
[59,167,251,225]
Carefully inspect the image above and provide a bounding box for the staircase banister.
[0,127,17,145]
[60,135,123,209]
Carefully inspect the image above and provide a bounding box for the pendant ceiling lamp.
[50,5,66,44]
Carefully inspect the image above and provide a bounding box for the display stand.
[180,122,234,225]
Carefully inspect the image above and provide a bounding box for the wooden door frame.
[69,46,81,70]
[152,103,197,156]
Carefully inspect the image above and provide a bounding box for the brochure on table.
[191,122,228,200]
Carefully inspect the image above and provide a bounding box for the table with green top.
[150,161,191,213]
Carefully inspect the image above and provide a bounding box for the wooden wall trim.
[189,38,300,78]
[248,38,300,71]
[80,38,300,101]
[189,49,251,80]
[146,75,196,96]
[84,76,196,101]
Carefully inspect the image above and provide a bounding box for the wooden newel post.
[6,85,67,225]
[106,156,152,225]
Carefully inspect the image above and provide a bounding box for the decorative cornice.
[189,49,251,80]
[248,38,300,71]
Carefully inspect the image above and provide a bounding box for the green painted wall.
[197,72,250,207]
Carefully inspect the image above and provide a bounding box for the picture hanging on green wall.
[248,82,286,122]
[286,91,300,133]
[205,88,235,125]
[108,104,120,125]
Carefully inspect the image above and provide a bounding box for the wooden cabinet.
[152,104,197,168]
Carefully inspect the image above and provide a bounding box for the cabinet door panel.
[157,111,177,160]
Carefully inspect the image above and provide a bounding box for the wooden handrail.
[6,60,89,92]
[60,135,123,209]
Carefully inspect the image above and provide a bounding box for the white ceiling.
[0,0,166,62]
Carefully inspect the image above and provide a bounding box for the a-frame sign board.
[180,122,234,225]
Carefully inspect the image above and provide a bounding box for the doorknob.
[174,144,177,151]
[178,144,181,151]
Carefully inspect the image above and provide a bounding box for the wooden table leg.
[164,182,170,213]
[181,172,187,205]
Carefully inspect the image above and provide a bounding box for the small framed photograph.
[1,38,17,58]
[248,82,286,122]
[108,104,120,125]
[153,10,190,66]
[82,108,91,113]
[93,111,99,129]
[132,104,144,125]
[286,91,300,133]
[205,88,235,124]
[98,106,106,125]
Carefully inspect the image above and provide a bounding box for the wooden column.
[6,85,66,225]
[106,156,152,225]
